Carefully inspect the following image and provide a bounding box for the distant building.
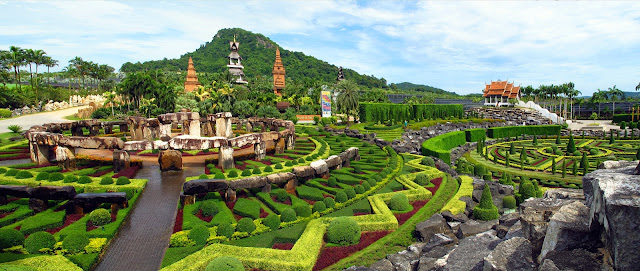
[272,48,285,96]
[184,56,201,92]
[336,66,345,82]
[227,35,248,84]
[483,80,520,106]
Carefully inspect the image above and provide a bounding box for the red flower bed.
[312,231,392,271]
[395,200,428,226]
[426,177,443,194]
[195,210,213,223]
[272,242,294,250]
[0,211,14,219]
[173,209,183,233]
[89,170,112,177]
[531,158,548,166]
[112,166,140,179]
[0,153,29,161]
[46,213,84,234]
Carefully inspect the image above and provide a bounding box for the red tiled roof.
[482,81,521,98]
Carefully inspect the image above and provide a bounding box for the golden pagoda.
[184,56,201,92]
[272,48,286,96]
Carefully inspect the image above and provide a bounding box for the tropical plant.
[335,79,359,124]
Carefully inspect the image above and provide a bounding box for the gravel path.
[0,106,90,133]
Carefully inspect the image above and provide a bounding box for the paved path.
[0,106,89,133]
[567,119,618,132]
[95,165,200,271]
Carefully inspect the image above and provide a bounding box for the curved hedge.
[465,128,486,142]
[487,125,561,139]
[358,103,464,123]
[421,131,466,164]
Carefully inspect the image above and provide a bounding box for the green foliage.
[354,184,365,194]
[312,201,327,213]
[473,184,499,220]
[274,163,283,169]
[233,198,260,219]
[35,172,50,181]
[24,231,56,254]
[612,114,632,124]
[0,109,11,118]
[421,157,435,167]
[227,170,238,178]
[7,125,21,133]
[326,217,361,246]
[49,172,64,182]
[100,176,114,185]
[63,175,78,183]
[344,187,356,199]
[502,196,516,209]
[216,222,234,238]
[328,177,337,187]
[188,225,210,245]
[241,169,252,176]
[0,229,24,249]
[509,142,515,154]
[465,128,486,143]
[294,204,312,217]
[358,103,463,123]
[517,180,537,204]
[205,256,244,271]
[263,166,273,172]
[323,197,336,209]
[487,125,561,139]
[236,217,256,233]
[620,121,626,129]
[62,233,90,254]
[77,176,92,184]
[263,214,281,230]
[421,131,467,164]
[272,189,290,202]
[335,190,348,203]
[252,167,261,174]
[280,208,297,222]
[89,208,111,226]
[115,176,131,185]
[214,172,226,179]
[296,186,324,201]
[200,200,219,217]
[15,170,33,179]
[473,164,486,177]
[388,193,411,211]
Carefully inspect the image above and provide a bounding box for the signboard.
[321,91,332,118]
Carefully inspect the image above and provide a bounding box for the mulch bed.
[46,213,84,234]
[196,210,213,223]
[312,231,392,271]
[531,158,548,166]
[112,166,140,179]
[173,209,183,233]
[395,200,429,226]
[0,211,14,219]
[271,242,295,250]
[89,170,112,177]
[426,177,442,194]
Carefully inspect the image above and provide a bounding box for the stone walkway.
[95,165,201,271]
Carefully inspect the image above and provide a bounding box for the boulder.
[543,188,585,201]
[112,150,130,173]
[539,201,600,261]
[459,196,475,215]
[182,179,229,195]
[344,266,374,271]
[542,249,600,271]
[229,176,267,190]
[292,166,315,179]
[504,221,524,240]
[0,185,33,198]
[266,172,295,184]
[415,213,451,242]
[583,166,640,271]
[369,258,394,271]
[309,160,329,177]
[158,150,182,171]
[519,198,574,259]
[499,212,520,227]
[325,155,342,169]
[72,192,127,205]
[437,231,501,271]
[386,250,418,271]
[441,210,469,223]
[422,233,456,253]
[456,219,498,239]
[596,160,637,169]
[30,186,76,200]
[537,259,560,271]
[483,237,535,271]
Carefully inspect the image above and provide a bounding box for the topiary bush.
[281,208,297,222]
[78,176,92,184]
[0,229,24,249]
[205,256,244,271]
[89,208,111,226]
[62,233,90,254]
[323,197,335,208]
[388,193,411,211]
[335,191,348,203]
[241,169,252,176]
[214,172,226,179]
[264,166,273,172]
[263,214,281,230]
[227,170,238,178]
[100,176,114,185]
[473,184,499,221]
[284,161,293,167]
[199,174,208,179]
[216,222,234,238]
[274,163,283,169]
[15,171,33,179]
[236,218,256,233]
[313,201,327,213]
[49,172,64,182]
[473,164,485,177]
[5,169,18,176]
[361,181,371,191]
[326,217,361,246]
[413,173,428,185]
[188,225,210,245]
[502,195,516,209]
[35,172,50,181]
[328,177,337,187]
[298,158,305,164]
[354,184,365,194]
[116,176,130,185]
[63,175,78,183]
[200,200,219,217]
[24,231,56,254]
[344,187,356,199]
[0,168,6,174]
[421,157,435,167]
[294,204,312,217]
[272,189,289,202]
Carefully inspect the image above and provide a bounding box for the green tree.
[335,80,359,124]
[551,157,556,175]
[473,184,499,220]
[509,142,515,154]
[519,146,527,162]
[607,85,624,115]
[8,46,25,91]
[562,159,567,178]
[566,134,576,153]
[572,158,578,175]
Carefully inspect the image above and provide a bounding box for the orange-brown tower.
[184,57,201,92]
[272,48,286,96]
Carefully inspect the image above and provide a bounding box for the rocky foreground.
[346,162,640,271]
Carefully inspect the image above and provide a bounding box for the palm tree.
[335,79,359,124]
[8,46,25,91]
[30,49,46,104]
[567,87,581,120]
[636,82,640,91]
[69,57,85,90]
[96,64,114,91]
[607,85,624,116]
[44,57,58,85]
[103,92,118,117]
[591,90,605,117]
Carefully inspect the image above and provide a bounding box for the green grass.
[161,245,205,268]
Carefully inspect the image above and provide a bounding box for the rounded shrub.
[200,200,219,217]
[335,191,348,203]
[15,171,33,179]
[252,167,261,174]
[414,173,428,185]
[473,164,486,177]
[241,169,252,176]
[214,172,226,179]
[63,175,78,183]
[291,159,298,165]
[89,208,111,226]
[366,178,376,187]
[326,217,361,246]
[502,196,516,209]
[298,158,305,164]
[0,168,6,174]
[313,201,327,213]
[216,222,234,238]
[263,214,281,230]
[352,166,362,174]
[388,193,411,211]
[236,218,256,233]
[116,176,130,185]
[5,169,18,176]
[273,190,289,202]
[24,231,56,254]
[281,208,297,222]
[205,256,244,271]
[62,233,90,254]
[285,161,293,167]
[366,157,375,163]
[188,225,210,245]
[294,204,312,217]
[35,172,50,181]
[323,197,336,209]
[49,172,64,182]
[227,170,238,178]
[199,174,208,179]
[344,187,356,199]
[274,163,283,169]
[361,181,371,191]
[328,177,337,187]
[264,166,273,172]
[77,176,92,184]
[305,156,314,161]
[421,157,435,167]
[354,184,365,194]
[0,229,24,249]
[100,176,114,185]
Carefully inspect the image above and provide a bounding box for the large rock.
[504,221,523,240]
[369,258,394,271]
[309,160,329,176]
[539,201,600,261]
[182,179,229,195]
[72,192,127,205]
[229,176,267,190]
[415,213,451,242]
[456,219,498,239]
[0,185,33,198]
[583,166,640,271]
[436,231,501,271]
[386,250,418,271]
[543,188,585,201]
[30,186,76,200]
[542,249,600,271]
[158,149,182,171]
[483,237,535,271]
[596,160,637,169]
[519,198,574,259]
[292,166,315,179]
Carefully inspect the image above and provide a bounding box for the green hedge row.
[613,114,636,124]
[358,103,464,123]
[421,131,467,164]
[232,198,261,219]
[487,125,561,139]
[465,128,486,142]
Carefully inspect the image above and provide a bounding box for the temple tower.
[272,48,286,96]
[227,35,248,84]
[337,66,345,82]
[184,57,201,92]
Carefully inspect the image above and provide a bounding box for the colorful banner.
[321,91,331,118]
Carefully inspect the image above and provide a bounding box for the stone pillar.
[143,126,153,141]
[285,134,295,150]
[54,146,76,170]
[119,124,128,134]
[30,143,49,165]
[113,150,130,173]
[72,127,84,136]
[180,193,195,205]
[158,149,183,171]
[275,138,285,154]
[216,118,231,138]
[246,122,253,133]
[342,158,351,168]
[181,120,189,135]
[225,188,237,202]
[262,184,272,193]
[285,178,298,194]
[188,120,200,136]
[218,146,235,169]
[104,125,113,135]
[89,126,100,136]
[254,141,266,160]
[159,124,172,139]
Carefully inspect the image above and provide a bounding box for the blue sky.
[1,0,639,96]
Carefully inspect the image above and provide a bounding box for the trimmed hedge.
[358,103,464,122]
[487,125,561,139]
[19,208,66,235]
[613,114,631,124]
[296,186,324,201]
[326,217,361,246]
[465,128,486,142]
[205,256,244,271]
[236,218,256,233]
[421,131,466,164]
[189,225,210,245]
[0,228,24,249]
[62,233,89,254]
[89,209,111,226]
[232,198,260,219]
[24,231,56,254]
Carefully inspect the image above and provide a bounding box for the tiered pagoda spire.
[272,48,286,96]
[184,56,201,92]
[227,35,248,84]
[337,66,345,82]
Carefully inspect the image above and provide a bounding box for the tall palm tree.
[45,57,58,85]
[335,79,359,124]
[30,49,46,103]
[591,90,605,117]
[607,85,624,116]
[69,57,85,90]
[568,87,581,120]
[8,46,25,91]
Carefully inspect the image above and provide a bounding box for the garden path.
[0,106,89,133]
[94,165,200,271]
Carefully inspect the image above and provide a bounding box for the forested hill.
[392,82,456,96]
[120,28,388,88]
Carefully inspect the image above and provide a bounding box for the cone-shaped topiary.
[551,157,556,175]
[580,152,589,174]
[520,147,527,161]
[533,135,538,145]
[509,142,515,154]
[566,134,576,153]
[473,184,499,220]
